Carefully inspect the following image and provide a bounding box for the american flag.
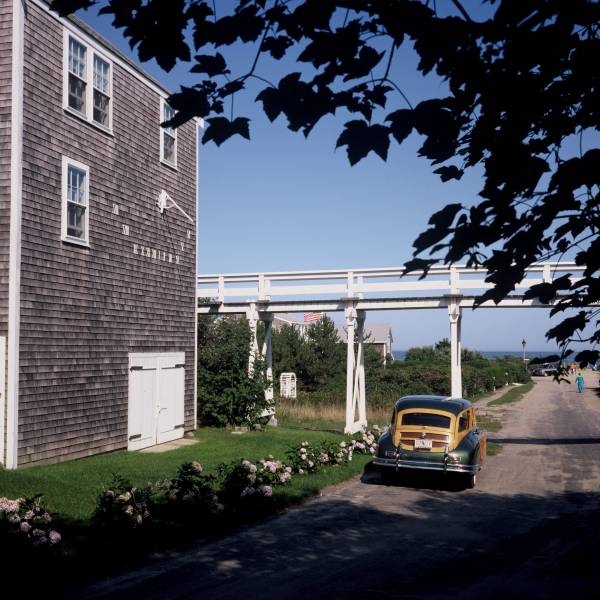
[304,312,323,323]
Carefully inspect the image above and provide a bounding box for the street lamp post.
[522,339,527,372]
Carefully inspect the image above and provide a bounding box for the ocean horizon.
[391,350,560,361]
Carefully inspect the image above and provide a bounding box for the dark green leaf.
[202,117,251,146]
[191,53,230,77]
[335,120,391,165]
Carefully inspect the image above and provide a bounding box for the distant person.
[575,371,585,393]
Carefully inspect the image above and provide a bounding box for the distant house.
[335,323,394,363]
[272,315,393,363]
[272,314,311,337]
[1,0,199,468]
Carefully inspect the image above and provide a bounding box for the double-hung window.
[161,99,177,167]
[62,157,90,246]
[65,32,112,131]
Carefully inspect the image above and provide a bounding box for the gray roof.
[273,313,306,324]
[336,323,393,344]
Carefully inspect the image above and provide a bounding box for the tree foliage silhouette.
[52,0,600,364]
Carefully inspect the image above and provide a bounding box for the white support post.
[217,276,225,303]
[449,302,462,398]
[345,305,367,434]
[247,303,259,376]
[356,310,367,427]
[260,313,277,426]
[345,305,356,433]
[262,316,273,400]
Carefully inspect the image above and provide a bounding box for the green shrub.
[197,317,271,427]
[162,462,220,522]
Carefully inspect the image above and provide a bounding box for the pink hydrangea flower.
[0,498,21,514]
[20,521,31,533]
[49,530,61,544]
[263,486,273,497]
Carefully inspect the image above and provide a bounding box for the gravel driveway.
[61,373,600,599]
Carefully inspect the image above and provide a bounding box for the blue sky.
[78,4,588,353]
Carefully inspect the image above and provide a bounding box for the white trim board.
[6,0,25,469]
[0,337,6,466]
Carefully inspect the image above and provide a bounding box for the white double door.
[128,352,185,451]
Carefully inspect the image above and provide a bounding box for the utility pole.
[522,339,527,372]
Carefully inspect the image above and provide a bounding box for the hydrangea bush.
[286,441,320,474]
[93,475,152,531]
[287,439,352,472]
[0,495,61,551]
[162,461,221,515]
[218,456,293,511]
[350,427,381,456]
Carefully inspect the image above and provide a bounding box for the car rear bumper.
[374,456,480,474]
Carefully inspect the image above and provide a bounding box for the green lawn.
[0,426,370,521]
[487,442,503,456]
[477,414,502,433]
[488,381,535,406]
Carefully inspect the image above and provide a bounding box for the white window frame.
[63,30,113,134]
[61,156,90,247]
[160,98,178,169]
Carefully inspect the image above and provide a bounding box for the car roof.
[394,395,471,416]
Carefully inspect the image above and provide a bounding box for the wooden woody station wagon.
[0,0,200,468]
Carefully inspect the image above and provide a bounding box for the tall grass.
[277,396,391,429]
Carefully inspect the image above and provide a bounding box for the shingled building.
[0,0,199,468]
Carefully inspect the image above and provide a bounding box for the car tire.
[464,473,477,489]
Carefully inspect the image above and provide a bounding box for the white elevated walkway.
[197,262,585,433]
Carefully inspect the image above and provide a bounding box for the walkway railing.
[197,262,582,307]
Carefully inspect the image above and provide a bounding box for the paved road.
[62,374,600,599]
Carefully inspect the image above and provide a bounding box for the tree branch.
[450,0,473,23]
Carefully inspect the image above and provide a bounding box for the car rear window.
[400,412,451,429]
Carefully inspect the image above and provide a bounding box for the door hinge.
[175,424,185,429]
[129,433,142,441]
[130,366,144,371]
[174,363,185,369]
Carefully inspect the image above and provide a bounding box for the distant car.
[374,395,487,489]
[531,365,558,376]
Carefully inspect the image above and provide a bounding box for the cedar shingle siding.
[2,1,197,466]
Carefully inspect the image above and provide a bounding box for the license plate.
[414,438,432,449]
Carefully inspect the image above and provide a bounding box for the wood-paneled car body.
[374,395,487,488]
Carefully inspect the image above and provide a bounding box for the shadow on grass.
[280,422,344,435]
